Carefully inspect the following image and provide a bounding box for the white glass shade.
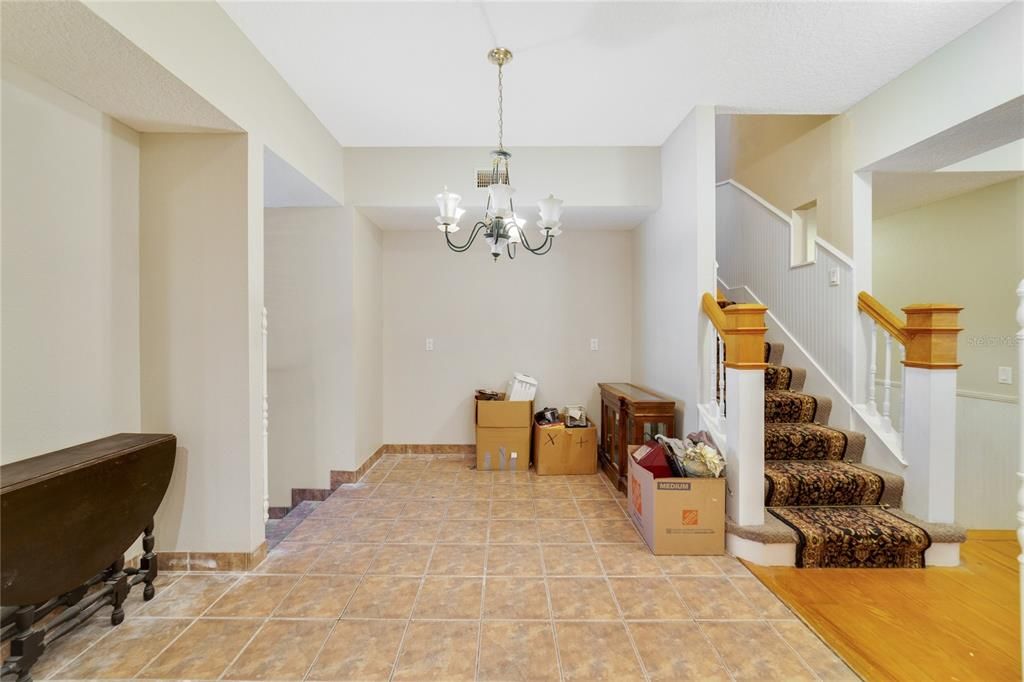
[537,193,563,228]
[435,186,463,223]
[507,215,525,244]
[487,183,515,218]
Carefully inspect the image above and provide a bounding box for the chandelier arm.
[506,242,517,260]
[444,221,488,253]
[520,233,554,255]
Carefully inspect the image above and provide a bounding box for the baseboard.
[925,542,960,567]
[726,533,796,566]
[267,506,291,519]
[382,444,475,454]
[157,541,267,572]
[331,445,386,486]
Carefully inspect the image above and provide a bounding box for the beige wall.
[264,207,354,507]
[140,132,263,553]
[383,229,632,443]
[1,62,141,461]
[873,178,1024,398]
[352,210,384,460]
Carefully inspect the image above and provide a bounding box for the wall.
[382,229,632,444]
[264,207,353,507]
[140,133,263,553]
[352,210,384,461]
[632,105,717,434]
[1,61,140,461]
[873,178,1022,529]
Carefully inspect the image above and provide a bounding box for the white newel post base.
[901,367,957,523]
[724,367,765,526]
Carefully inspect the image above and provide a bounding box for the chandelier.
[435,47,564,261]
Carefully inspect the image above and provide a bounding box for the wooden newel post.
[899,303,963,525]
[720,303,768,526]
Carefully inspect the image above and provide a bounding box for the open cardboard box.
[475,393,532,471]
[626,444,725,555]
[533,418,598,476]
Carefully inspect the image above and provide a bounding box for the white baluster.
[1015,279,1024,678]
[717,334,725,417]
[881,331,893,432]
[867,318,878,416]
[897,343,906,444]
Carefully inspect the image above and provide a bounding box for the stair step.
[764,365,806,391]
[765,341,784,365]
[769,506,934,568]
[765,390,831,424]
[765,423,863,462]
[765,461,902,507]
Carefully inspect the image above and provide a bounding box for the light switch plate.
[590,338,599,351]
[828,268,840,286]
[998,366,1012,384]
[425,337,434,351]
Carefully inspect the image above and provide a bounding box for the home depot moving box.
[626,445,725,555]
[533,419,598,475]
[476,396,532,471]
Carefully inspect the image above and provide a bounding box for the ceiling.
[873,171,1022,218]
[221,1,1006,147]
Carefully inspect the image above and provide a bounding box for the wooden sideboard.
[598,383,677,491]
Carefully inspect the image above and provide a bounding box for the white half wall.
[955,394,1018,529]
[140,133,263,554]
[631,105,717,434]
[382,229,632,444]
[1,61,141,461]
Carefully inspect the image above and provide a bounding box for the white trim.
[958,389,1018,404]
[925,542,960,567]
[726,533,796,566]
[715,179,855,268]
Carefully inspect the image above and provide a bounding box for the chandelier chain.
[497,61,504,151]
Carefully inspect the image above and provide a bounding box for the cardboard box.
[533,419,598,476]
[476,396,533,428]
[476,427,531,471]
[626,446,725,555]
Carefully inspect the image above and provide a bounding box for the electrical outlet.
[829,268,840,286]
[425,337,434,352]
[590,338,599,351]
[998,366,1012,384]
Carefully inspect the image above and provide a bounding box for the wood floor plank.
[747,531,1020,682]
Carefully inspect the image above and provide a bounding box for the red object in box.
[632,441,674,479]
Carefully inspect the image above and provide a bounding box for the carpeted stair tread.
[887,508,966,544]
[766,341,784,365]
[726,513,799,545]
[769,506,932,568]
[765,390,831,424]
[765,461,885,507]
[764,423,862,462]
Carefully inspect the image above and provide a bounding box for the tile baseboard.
[157,541,267,572]
[382,444,475,455]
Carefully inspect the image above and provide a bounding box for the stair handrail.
[857,291,909,346]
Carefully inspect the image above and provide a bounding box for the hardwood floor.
[748,531,1021,681]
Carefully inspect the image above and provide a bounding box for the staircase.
[727,331,965,568]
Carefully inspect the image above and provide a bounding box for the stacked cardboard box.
[533,418,598,476]
[475,394,532,471]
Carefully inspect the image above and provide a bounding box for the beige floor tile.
[386,519,442,543]
[310,498,364,518]
[371,482,417,498]
[356,499,409,518]
[307,619,405,681]
[627,621,731,680]
[491,484,534,499]
[536,518,591,543]
[439,518,490,542]
[445,500,492,519]
[555,621,645,681]
[548,577,620,619]
[410,500,450,518]
[53,617,191,679]
[490,500,535,519]
[586,518,643,543]
[392,620,479,682]
[656,554,724,575]
[285,519,346,544]
[343,576,421,619]
[428,543,487,575]
[418,471,459,485]
[701,620,817,681]
[224,619,332,680]
[412,576,483,619]
[542,543,603,575]
[478,621,560,681]
[531,483,574,499]
[570,484,615,500]
[138,573,238,617]
[771,620,858,681]
[30,614,114,678]
[671,576,760,619]
[138,618,261,679]
[366,544,433,575]
[576,499,628,518]
[456,470,493,483]
[412,484,457,499]
[533,499,582,518]
[487,544,544,576]
[274,574,360,618]
[489,519,538,543]
[308,543,380,574]
[393,459,430,470]
[254,542,325,574]
[332,519,395,543]
[712,554,753,576]
[383,470,422,483]
[596,543,664,576]
[609,577,690,619]
[205,574,298,617]
[731,576,797,619]
[491,471,533,485]
[122,572,183,617]
[483,577,550,620]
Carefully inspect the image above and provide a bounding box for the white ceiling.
[359,205,654,232]
[873,171,1022,218]
[221,1,1006,147]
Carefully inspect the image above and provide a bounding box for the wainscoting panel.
[954,395,1017,529]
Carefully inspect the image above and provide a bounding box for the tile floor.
[39,454,856,681]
